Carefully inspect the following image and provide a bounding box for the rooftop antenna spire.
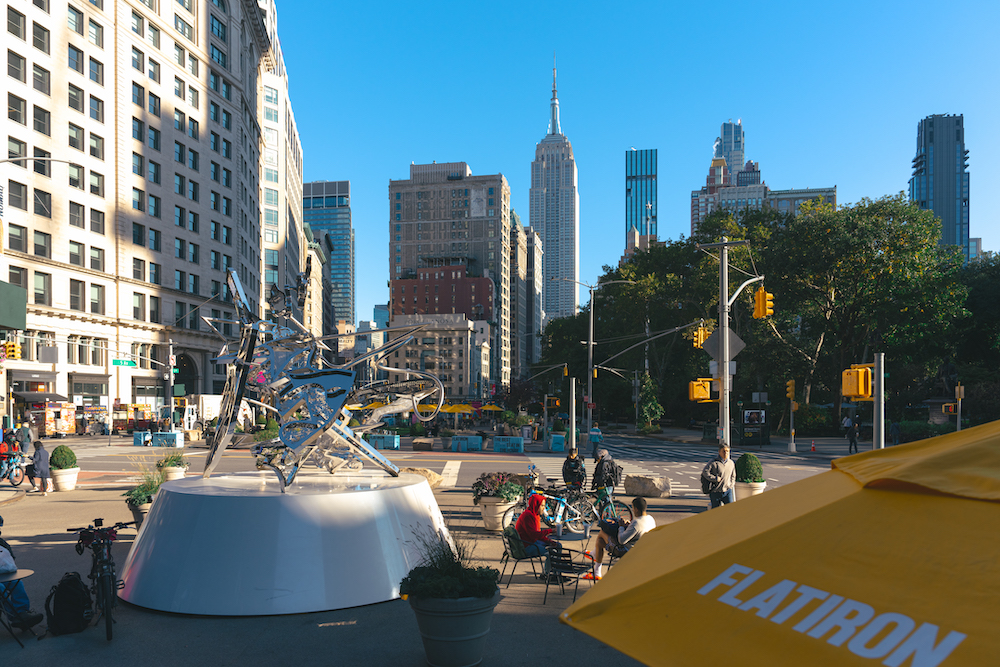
[549,52,561,135]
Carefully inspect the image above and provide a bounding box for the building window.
[8,50,26,83]
[70,279,84,311]
[32,22,50,54]
[90,209,105,234]
[210,15,226,41]
[69,241,83,266]
[132,46,144,70]
[189,119,199,140]
[90,284,104,314]
[149,296,160,323]
[188,149,199,170]
[34,190,52,218]
[133,258,145,279]
[149,229,161,251]
[89,58,104,85]
[89,96,104,122]
[148,194,161,218]
[210,45,227,68]
[148,92,160,116]
[147,25,160,49]
[89,171,104,197]
[175,15,193,41]
[132,223,145,246]
[132,152,144,176]
[132,187,145,211]
[34,271,50,305]
[89,133,104,159]
[90,247,104,272]
[9,267,25,289]
[148,160,160,184]
[174,269,185,290]
[88,19,103,48]
[69,202,85,228]
[33,106,50,135]
[148,58,159,81]
[150,263,161,284]
[133,293,145,320]
[148,127,160,150]
[30,64,49,96]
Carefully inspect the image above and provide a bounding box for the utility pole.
[568,377,576,453]
[956,382,964,432]
[874,353,885,448]
[167,339,175,432]
[697,237,750,448]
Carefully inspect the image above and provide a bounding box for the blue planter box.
[451,436,482,452]
[369,434,400,450]
[152,432,184,448]
[493,436,524,453]
[133,431,151,446]
[549,433,565,452]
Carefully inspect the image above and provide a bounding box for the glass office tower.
[909,114,971,261]
[303,181,355,326]
[625,149,657,237]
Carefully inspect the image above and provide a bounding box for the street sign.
[113,359,137,367]
[588,403,596,410]
[172,368,179,373]
[701,327,746,362]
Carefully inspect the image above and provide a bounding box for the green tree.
[638,372,664,427]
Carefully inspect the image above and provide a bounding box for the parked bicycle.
[0,450,25,487]
[68,518,135,640]
[591,485,633,524]
[502,465,595,534]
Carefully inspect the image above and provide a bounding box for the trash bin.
[520,425,532,442]
[550,433,565,452]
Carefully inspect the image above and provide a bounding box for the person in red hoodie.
[514,493,553,558]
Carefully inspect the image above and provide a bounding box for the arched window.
[211,0,227,13]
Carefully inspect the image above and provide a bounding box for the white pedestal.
[119,470,447,615]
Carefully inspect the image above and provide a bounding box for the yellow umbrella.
[480,404,504,412]
[416,403,438,413]
[437,405,458,413]
[452,404,474,413]
[561,421,1000,666]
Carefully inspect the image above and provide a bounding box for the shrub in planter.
[471,472,522,505]
[440,428,455,438]
[400,529,499,600]
[552,419,566,433]
[735,453,765,483]
[123,469,164,506]
[156,451,190,470]
[409,422,426,437]
[50,445,77,470]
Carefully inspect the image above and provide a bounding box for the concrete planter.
[440,437,452,451]
[128,501,152,530]
[160,466,187,481]
[734,480,767,500]
[50,467,80,492]
[408,590,501,667]
[477,496,518,532]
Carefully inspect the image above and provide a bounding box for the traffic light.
[563,365,568,376]
[786,379,795,400]
[593,367,598,378]
[13,342,21,360]
[753,286,775,319]
[693,326,708,349]
[791,401,799,412]
[842,368,872,398]
[942,403,958,414]
[5,341,20,360]
[688,379,711,401]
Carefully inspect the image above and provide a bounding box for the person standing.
[889,420,901,447]
[701,445,737,508]
[561,447,586,487]
[848,422,860,454]
[842,414,852,436]
[26,441,50,495]
[15,422,31,453]
[588,422,604,461]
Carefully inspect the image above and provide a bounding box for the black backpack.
[45,572,93,635]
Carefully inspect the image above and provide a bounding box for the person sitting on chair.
[585,497,655,580]
[514,493,554,558]
[0,515,43,630]
[562,448,586,487]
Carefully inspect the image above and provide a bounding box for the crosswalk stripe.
[439,461,460,488]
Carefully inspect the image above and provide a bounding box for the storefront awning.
[13,391,70,404]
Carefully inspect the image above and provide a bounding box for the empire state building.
[529,68,580,322]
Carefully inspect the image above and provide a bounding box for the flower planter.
[50,467,81,492]
[128,502,152,530]
[440,437,452,451]
[478,496,519,531]
[408,590,501,667]
[734,480,767,500]
[160,466,187,481]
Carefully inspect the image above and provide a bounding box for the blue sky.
[277,0,1000,324]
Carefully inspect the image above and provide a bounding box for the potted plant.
[440,428,455,451]
[156,450,189,481]
[123,469,164,529]
[49,444,80,491]
[471,472,522,531]
[400,528,500,667]
[734,452,767,500]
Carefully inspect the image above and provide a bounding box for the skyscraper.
[303,181,355,328]
[625,149,657,238]
[716,120,744,186]
[909,114,971,260]
[529,67,579,322]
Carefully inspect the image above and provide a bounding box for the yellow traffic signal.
[5,341,20,360]
[753,286,774,319]
[786,379,795,400]
[563,365,568,376]
[688,379,711,401]
[791,401,799,412]
[13,342,21,359]
[592,367,598,378]
[693,326,708,349]
[842,368,872,398]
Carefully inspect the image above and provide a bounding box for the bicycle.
[502,466,595,534]
[591,486,633,524]
[68,518,135,640]
[0,450,25,487]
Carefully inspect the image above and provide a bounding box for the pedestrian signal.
[942,403,958,414]
[688,379,711,401]
[842,368,872,398]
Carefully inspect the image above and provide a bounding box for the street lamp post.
[553,277,634,436]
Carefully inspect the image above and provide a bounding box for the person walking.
[26,441,51,495]
[588,422,604,461]
[842,414,852,436]
[15,421,31,453]
[848,422,860,455]
[701,444,737,508]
